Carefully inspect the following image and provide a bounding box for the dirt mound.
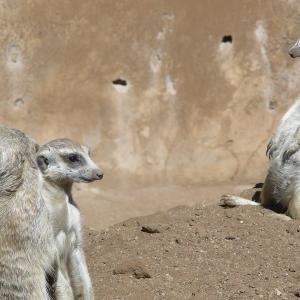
[85,205,300,299]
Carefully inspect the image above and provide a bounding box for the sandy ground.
[85,204,300,300]
[75,183,300,299]
[74,183,255,230]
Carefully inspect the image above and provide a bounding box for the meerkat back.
[0,126,55,299]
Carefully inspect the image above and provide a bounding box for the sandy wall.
[1,0,300,186]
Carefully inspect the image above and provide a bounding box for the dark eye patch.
[68,154,79,162]
[63,153,84,165]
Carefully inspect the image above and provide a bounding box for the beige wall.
[1,0,300,186]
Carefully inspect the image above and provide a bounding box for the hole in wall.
[268,100,277,111]
[112,78,127,86]
[112,78,130,94]
[14,98,24,107]
[221,35,233,43]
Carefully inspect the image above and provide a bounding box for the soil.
[84,203,300,300]
[74,183,255,230]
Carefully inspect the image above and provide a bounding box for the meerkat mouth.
[79,177,94,183]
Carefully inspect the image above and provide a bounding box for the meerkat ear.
[36,155,49,172]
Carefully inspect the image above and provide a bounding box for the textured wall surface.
[1,0,300,186]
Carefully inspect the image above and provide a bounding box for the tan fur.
[0,126,55,299]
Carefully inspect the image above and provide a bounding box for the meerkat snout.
[94,169,104,180]
[87,167,103,181]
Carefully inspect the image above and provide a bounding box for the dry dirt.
[84,203,300,300]
[74,183,255,230]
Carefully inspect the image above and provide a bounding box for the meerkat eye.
[68,154,80,163]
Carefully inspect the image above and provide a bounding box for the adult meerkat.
[221,98,300,219]
[0,126,55,299]
[221,39,300,218]
[36,139,103,299]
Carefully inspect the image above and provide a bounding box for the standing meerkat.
[0,126,55,299]
[36,139,103,299]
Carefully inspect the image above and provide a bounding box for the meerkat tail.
[268,213,292,222]
[220,195,261,207]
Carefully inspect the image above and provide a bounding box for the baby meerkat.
[36,139,103,299]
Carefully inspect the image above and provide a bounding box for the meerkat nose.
[94,169,104,180]
[289,52,295,58]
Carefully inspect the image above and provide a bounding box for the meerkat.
[221,98,300,219]
[289,38,300,58]
[0,126,55,299]
[36,139,103,299]
[220,38,300,218]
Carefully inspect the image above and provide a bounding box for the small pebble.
[225,236,236,240]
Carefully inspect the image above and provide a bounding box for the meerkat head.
[36,139,103,185]
[289,38,300,58]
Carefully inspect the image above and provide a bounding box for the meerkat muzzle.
[93,169,103,180]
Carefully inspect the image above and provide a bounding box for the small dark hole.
[112,78,127,86]
[14,98,24,107]
[222,35,232,43]
[268,100,277,111]
[254,182,264,189]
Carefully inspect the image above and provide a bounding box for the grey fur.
[221,99,300,218]
[289,38,300,58]
[0,126,55,299]
[37,139,103,299]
